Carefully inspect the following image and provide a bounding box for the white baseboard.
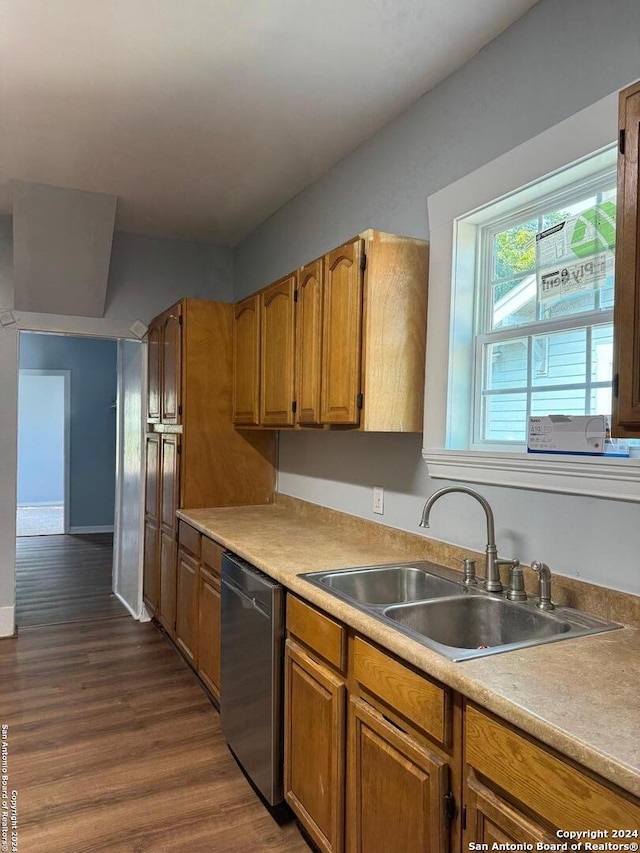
[0,606,15,638]
[68,525,114,534]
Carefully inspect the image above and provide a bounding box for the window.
[446,146,618,452]
[423,91,640,500]
[473,164,616,447]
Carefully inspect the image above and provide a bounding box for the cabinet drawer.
[178,521,201,559]
[201,536,224,576]
[465,704,640,831]
[287,595,347,673]
[352,637,450,748]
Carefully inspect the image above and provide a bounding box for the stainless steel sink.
[313,564,462,605]
[299,562,620,661]
[384,595,571,652]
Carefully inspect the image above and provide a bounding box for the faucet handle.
[506,560,527,601]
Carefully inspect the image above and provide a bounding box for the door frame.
[17,367,71,535]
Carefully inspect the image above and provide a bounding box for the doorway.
[16,369,70,536]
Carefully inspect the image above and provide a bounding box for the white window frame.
[422,90,640,502]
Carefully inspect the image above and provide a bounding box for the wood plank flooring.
[4,536,311,851]
[16,534,127,627]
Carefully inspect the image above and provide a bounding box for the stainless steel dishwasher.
[220,551,284,806]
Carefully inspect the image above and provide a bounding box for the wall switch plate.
[373,486,384,515]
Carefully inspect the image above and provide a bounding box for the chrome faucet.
[419,486,518,594]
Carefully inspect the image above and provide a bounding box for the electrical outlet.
[373,485,384,515]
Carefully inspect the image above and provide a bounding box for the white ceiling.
[0,0,541,246]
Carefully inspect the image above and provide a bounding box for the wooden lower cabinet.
[175,547,199,665]
[464,704,640,840]
[347,695,449,853]
[198,566,221,700]
[158,530,177,637]
[142,520,159,615]
[284,638,346,853]
[464,770,557,847]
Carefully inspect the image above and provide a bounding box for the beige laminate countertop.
[177,500,640,799]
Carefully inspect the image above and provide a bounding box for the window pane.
[482,393,527,442]
[530,389,587,417]
[485,339,528,390]
[531,328,587,387]
[590,387,612,416]
[536,194,616,321]
[493,219,537,280]
[492,276,536,329]
[591,324,613,383]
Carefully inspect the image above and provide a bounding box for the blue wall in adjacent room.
[19,333,117,530]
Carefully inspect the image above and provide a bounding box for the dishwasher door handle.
[222,577,270,618]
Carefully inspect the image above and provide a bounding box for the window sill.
[422,448,640,502]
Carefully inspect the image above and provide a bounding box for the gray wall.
[19,333,118,529]
[234,0,640,595]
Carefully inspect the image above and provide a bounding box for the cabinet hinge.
[357,392,363,409]
[619,128,626,155]
[462,805,467,831]
[176,442,182,455]
[294,289,298,303]
[178,314,183,326]
[360,252,367,272]
[178,404,183,416]
[444,791,457,822]
[292,400,297,414]
[613,372,619,398]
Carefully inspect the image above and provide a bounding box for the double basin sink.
[300,562,620,661]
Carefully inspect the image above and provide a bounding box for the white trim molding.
[423,449,640,502]
[0,605,15,637]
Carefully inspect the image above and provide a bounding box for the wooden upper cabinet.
[260,275,296,427]
[147,322,161,423]
[230,230,428,432]
[612,80,640,436]
[233,295,261,426]
[161,308,182,425]
[321,238,364,425]
[296,259,324,425]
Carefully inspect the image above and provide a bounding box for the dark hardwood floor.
[4,536,310,852]
[15,533,127,627]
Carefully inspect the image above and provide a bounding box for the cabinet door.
[147,323,161,424]
[160,434,180,534]
[144,433,161,523]
[233,295,261,425]
[464,770,556,846]
[321,239,364,425]
[260,275,296,426]
[158,529,177,637]
[198,567,221,701]
[296,259,324,425]
[284,639,346,853]
[347,696,448,853]
[613,81,640,436]
[142,519,159,614]
[176,548,199,666]
[161,309,182,424]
